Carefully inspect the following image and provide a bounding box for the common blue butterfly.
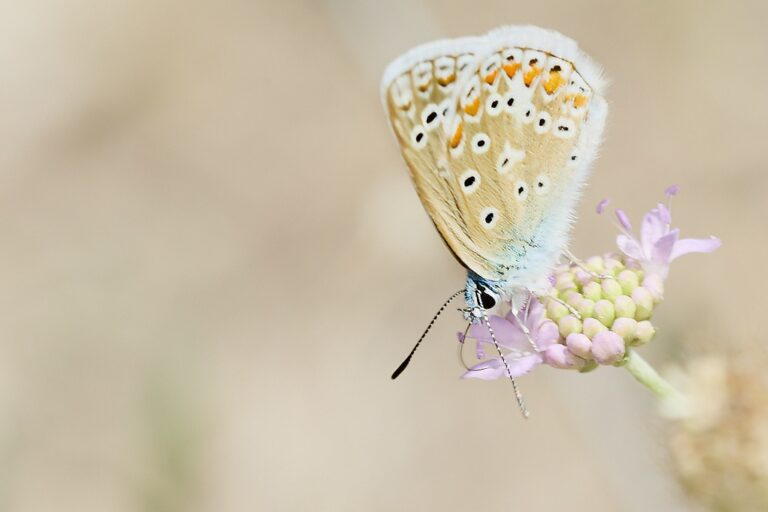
[381,26,608,414]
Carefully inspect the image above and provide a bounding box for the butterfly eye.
[421,104,442,131]
[471,133,491,154]
[553,118,575,139]
[410,126,428,149]
[513,180,529,201]
[476,286,498,309]
[459,169,481,195]
[485,94,503,116]
[534,112,552,134]
[479,207,499,229]
[535,175,550,195]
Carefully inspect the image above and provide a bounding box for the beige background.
[0,1,765,511]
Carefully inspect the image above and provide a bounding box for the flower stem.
[621,349,682,400]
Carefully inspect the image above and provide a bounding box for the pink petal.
[665,184,679,197]
[462,359,506,380]
[461,354,542,380]
[647,230,679,279]
[640,208,667,256]
[670,236,721,261]
[651,229,679,268]
[525,297,546,330]
[596,199,610,214]
[616,234,644,260]
[469,316,527,351]
[657,203,671,224]
[536,321,560,349]
[615,209,632,231]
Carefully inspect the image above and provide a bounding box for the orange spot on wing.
[483,69,498,85]
[449,122,463,148]
[437,74,456,86]
[503,62,521,78]
[417,82,431,92]
[463,97,480,116]
[523,66,541,87]
[573,94,589,108]
[543,72,566,94]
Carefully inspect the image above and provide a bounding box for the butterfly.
[381,26,608,413]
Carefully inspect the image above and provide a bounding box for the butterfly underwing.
[381,26,608,312]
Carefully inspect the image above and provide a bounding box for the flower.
[454,185,720,399]
[610,186,721,278]
[663,354,768,511]
[459,298,559,380]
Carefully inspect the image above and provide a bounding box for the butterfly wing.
[382,26,608,289]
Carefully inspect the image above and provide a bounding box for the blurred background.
[0,1,765,510]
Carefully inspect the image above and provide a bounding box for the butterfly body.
[382,26,607,318]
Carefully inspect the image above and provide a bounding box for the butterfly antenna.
[476,298,530,419]
[391,289,465,380]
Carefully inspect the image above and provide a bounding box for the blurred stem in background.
[139,362,203,512]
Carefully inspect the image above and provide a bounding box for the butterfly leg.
[472,297,530,418]
[564,248,612,279]
[456,322,474,371]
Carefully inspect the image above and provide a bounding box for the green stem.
[621,349,683,400]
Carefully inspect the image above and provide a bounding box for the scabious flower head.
[458,186,720,380]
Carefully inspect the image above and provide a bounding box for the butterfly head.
[464,272,502,319]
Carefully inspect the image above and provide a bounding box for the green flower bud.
[601,278,623,301]
[546,299,569,322]
[585,256,605,274]
[564,290,583,309]
[566,333,593,359]
[634,321,656,345]
[631,287,654,321]
[577,298,595,318]
[558,315,582,338]
[614,295,637,318]
[604,257,625,276]
[583,317,608,339]
[611,317,638,343]
[591,331,626,365]
[582,281,602,302]
[617,269,640,295]
[594,299,616,327]
[556,272,577,292]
